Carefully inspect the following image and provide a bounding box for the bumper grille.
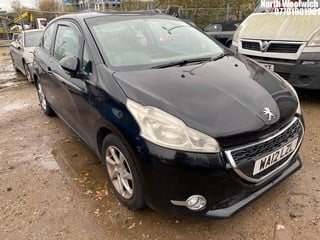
[244,55,297,64]
[278,72,291,80]
[225,117,304,183]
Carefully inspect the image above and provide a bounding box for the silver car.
[10,29,43,82]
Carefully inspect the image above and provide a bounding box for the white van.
[232,0,320,89]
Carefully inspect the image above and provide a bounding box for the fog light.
[298,75,311,85]
[186,195,207,211]
[171,195,207,211]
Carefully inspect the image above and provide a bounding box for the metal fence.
[0,3,255,40]
[182,7,243,28]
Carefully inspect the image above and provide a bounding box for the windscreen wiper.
[151,57,212,69]
[213,52,230,61]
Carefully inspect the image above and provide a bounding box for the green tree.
[11,0,28,14]
[37,0,61,20]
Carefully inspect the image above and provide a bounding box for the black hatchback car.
[33,12,304,218]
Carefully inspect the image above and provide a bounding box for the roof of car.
[54,11,165,21]
[23,29,44,33]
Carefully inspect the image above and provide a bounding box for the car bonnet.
[114,56,298,138]
[238,13,320,41]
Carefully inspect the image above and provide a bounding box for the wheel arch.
[95,119,141,169]
[95,121,131,160]
[32,61,42,85]
[96,126,112,159]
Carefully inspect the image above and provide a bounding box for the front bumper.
[131,116,304,218]
[134,141,301,218]
[206,157,301,218]
[243,52,320,90]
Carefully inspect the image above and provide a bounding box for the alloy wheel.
[105,146,134,199]
[37,82,47,111]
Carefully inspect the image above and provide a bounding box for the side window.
[82,43,93,74]
[43,23,55,51]
[12,33,19,41]
[53,25,79,61]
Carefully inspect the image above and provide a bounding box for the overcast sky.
[0,0,37,11]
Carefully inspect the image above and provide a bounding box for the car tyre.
[24,63,32,82]
[10,54,18,72]
[102,134,145,210]
[35,80,54,116]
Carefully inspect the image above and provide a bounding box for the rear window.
[25,31,43,48]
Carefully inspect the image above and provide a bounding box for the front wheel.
[102,134,145,210]
[24,64,32,82]
[35,80,54,116]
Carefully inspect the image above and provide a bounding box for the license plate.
[253,138,298,176]
[261,63,274,71]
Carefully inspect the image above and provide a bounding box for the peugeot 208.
[33,13,304,217]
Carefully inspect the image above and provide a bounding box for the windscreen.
[89,17,224,69]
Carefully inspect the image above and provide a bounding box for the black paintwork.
[33,12,303,217]
[136,140,302,217]
[115,55,298,141]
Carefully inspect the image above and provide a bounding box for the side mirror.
[59,56,79,74]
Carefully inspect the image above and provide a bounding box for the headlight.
[281,79,301,115]
[307,30,320,47]
[127,99,220,153]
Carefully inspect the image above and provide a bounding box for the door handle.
[47,67,53,75]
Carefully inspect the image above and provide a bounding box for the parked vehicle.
[165,5,197,27]
[10,29,44,82]
[33,12,304,217]
[232,0,320,89]
[204,20,242,47]
[0,12,47,40]
[10,24,30,31]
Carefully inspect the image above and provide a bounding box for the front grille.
[225,117,304,183]
[267,43,301,53]
[242,40,302,53]
[242,41,260,51]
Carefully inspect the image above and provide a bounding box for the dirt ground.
[0,51,319,240]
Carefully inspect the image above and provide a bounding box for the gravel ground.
[0,53,319,240]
